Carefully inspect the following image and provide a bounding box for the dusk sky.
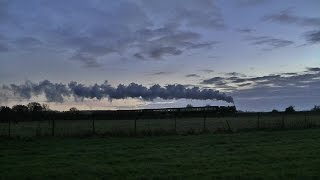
[0,0,320,111]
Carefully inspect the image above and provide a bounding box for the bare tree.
[27,102,43,112]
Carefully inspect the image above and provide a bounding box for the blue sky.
[0,0,320,111]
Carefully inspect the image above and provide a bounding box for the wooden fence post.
[8,118,11,137]
[51,119,55,136]
[174,113,177,133]
[134,117,137,135]
[92,118,95,135]
[226,119,231,132]
[304,112,308,128]
[257,113,260,129]
[281,113,285,129]
[203,113,207,132]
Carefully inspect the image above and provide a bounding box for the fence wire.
[1,112,320,137]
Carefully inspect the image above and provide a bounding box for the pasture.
[1,129,320,179]
[1,112,320,137]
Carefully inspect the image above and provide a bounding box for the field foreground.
[1,129,320,179]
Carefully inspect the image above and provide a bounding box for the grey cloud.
[231,78,247,83]
[187,41,219,50]
[185,74,200,78]
[151,72,170,76]
[0,43,9,52]
[246,36,294,49]
[248,74,281,81]
[141,0,225,29]
[200,67,320,110]
[236,28,255,33]
[305,30,320,44]
[135,31,212,59]
[134,53,145,60]
[307,67,320,72]
[70,53,102,68]
[149,47,183,59]
[4,80,234,103]
[281,72,298,76]
[200,69,214,73]
[264,10,320,27]
[225,72,246,77]
[201,77,224,84]
[14,37,43,47]
[201,67,320,89]
[235,0,269,6]
[0,0,224,67]
[238,83,252,87]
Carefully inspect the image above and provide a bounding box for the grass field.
[1,113,320,137]
[1,129,320,179]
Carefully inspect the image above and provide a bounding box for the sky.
[0,0,320,111]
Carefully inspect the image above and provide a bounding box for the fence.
[1,112,320,137]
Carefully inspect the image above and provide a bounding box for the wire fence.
[1,112,320,137]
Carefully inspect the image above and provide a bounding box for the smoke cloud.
[3,80,234,103]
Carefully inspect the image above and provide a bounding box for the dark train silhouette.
[0,105,237,122]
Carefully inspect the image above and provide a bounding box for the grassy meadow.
[0,112,320,137]
[1,129,320,179]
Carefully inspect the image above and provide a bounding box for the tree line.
[1,103,320,123]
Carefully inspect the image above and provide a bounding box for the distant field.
[1,129,320,179]
[1,113,320,137]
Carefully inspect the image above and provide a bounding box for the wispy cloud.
[264,9,320,27]
[236,28,256,33]
[235,0,269,6]
[245,35,294,50]
[185,74,200,78]
[304,30,320,44]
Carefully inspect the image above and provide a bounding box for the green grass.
[1,129,320,179]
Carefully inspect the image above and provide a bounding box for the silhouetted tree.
[12,105,28,112]
[42,104,50,111]
[0,106,11,113]
[311,105,320,112]
[27,102,43,112]
[271,109,279,113]
[285,106,295,113]
[0,106,11,122]
[186,104,193,108]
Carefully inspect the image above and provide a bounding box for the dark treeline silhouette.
[0,102,237,122]
[2,103,320,123]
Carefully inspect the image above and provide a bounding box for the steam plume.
[3,80,234,103]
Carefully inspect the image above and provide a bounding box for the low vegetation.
[1,129,320,179]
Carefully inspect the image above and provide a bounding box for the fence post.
[134,117,137,135]
[257,113,260,129]
[174,113,177,133]
[51,119,55,136]
[203,113,207,132]
[304,112,308,128]
[226,119,231,132]
[92,118,95,135]
[281,113,285,129]
[8,118,11,137]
